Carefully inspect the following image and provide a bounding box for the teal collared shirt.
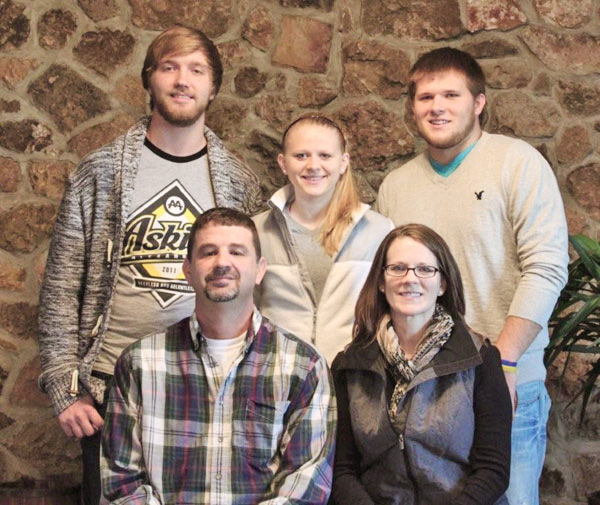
[429,141,478,177]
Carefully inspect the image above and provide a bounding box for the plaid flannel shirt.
[101,310,336,504]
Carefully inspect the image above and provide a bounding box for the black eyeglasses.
[383,264,440,278]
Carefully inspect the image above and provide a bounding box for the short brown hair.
[408,47,486,101]
[187,208,261,260]
[142,25,223,102]
[353,223,465,346]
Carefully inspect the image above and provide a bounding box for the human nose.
[214,249,232,267]
[306,154,320,169]
[431,95,445,114]
[174,68,190,87]
[402,268,420,281]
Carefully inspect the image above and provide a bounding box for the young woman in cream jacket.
[254,113,392,362]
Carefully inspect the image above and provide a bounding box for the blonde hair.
[141,25,223,106]
[281,113,362,256]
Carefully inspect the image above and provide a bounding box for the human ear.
[474,93,486,116]
[182,257,192,285]
[438,277,447,297]
[277,153,287,175]
[340,153,350,174]
[256,256,267,285]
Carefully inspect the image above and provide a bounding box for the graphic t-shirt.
[94,139,215,374]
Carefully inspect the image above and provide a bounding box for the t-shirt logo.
[121,181,203,308]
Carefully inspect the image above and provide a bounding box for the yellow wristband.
[502,364,517,373]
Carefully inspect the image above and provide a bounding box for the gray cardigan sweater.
[38,117,262,415]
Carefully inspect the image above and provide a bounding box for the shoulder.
[359,208,395,233]
[253,188,289,231]
[70,119,147,184]
[482,131,529,150]
[205,127,256,177]
[252,209,283,248]
[252,208,272,228]
[331,339,379,374]
[380,153,427,186]
[121,317,189,360]
[331,346,353,373]
[70,143,115,184]
[482,132,548,166]
[260,317,327,367]
[341,207,392,253]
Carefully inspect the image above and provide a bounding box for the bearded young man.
[38,26,261,505]
[377,47,568,505]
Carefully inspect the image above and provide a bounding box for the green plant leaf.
[570,235,600,281]
[547,234,600,423]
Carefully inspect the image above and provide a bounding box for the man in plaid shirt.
[100,208,336,504]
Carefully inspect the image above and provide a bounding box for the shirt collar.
[189,307,263,352]
[428,140,478,177]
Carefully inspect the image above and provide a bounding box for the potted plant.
[545,234,600,425]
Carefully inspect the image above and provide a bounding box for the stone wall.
[0,0,598,502]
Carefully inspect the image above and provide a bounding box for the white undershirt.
[204,332,247,377]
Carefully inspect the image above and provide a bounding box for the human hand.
[58,394,104,439]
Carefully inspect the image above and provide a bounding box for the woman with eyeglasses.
[253,113,393,363]
[331,224,512,505]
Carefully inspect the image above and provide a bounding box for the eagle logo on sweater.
[121,181,202,307]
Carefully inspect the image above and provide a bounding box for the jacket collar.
[334,319,483,384]
[269,185,371,220]
[267,184,371,260]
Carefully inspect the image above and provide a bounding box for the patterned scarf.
[376,304,454,418]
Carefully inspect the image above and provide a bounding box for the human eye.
[198,246,216,257]
[446,92,460,98]
[230,246,248,256]
[294,152,308,160]
[416,265,437,276]
[320,152,332,159]
[388,264,408,275]
[418,94,432,102]
[159,63,175,72]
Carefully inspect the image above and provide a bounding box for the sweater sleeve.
[330,362,376,505]
[454,343,512,505]
[503,143,569,327]
[38,173,88,415]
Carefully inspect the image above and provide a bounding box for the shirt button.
[218,436,223,443]
[216,473,222,480]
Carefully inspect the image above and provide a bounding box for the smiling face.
[382,236,446,325]
[183,224,266,307]
[277,122,349,206]
[412,70,486,163]
[148,49,215,128]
